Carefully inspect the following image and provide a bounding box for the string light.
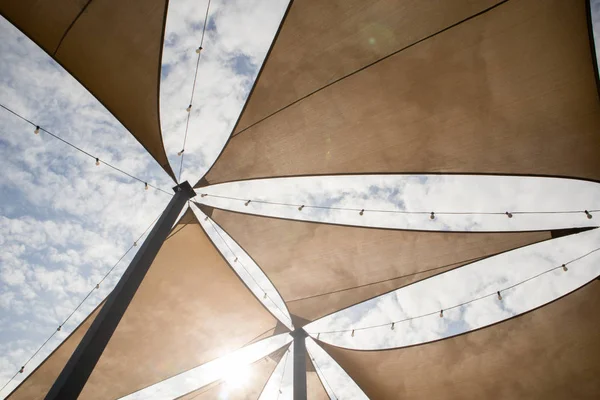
[359,209,364,216]
[351,329,355,337]
[234,257,238,263]
[298,205,305,211]
[57,326,61,332]
[19,367,24,374]
[391,322,395,330]
[177,0,212,183]
[263,292,267,299]
[95,157,100,166]
[204,216,208,221]
[245,200,251,206]
[198,193,599,219]
[205,218,292,325]
[133,241,138,247]
[3,104,175,196]
[177,149,185,156]
[313,247,600,337]
[95,284,100,289]
[145,182,149,190]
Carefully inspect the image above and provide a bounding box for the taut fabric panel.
[67,209,276,399]
[0,0,176,180]
[176,346,288,400]
[231,0,501,135]
[6,303,104,400]
[210,208,550,321]
[323,282,600,399]
[205,0,600,185]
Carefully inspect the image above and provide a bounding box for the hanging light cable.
[197,193,599,219]
[177,0,212,183]
[312,246,600,337]
[0,103,173,196]
[204,217,293,325]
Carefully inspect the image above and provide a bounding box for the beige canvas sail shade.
[205,0,600,185]
[0,0,176,180]
[323,281,600,399]
[10,209,276,399]
[208,207,551,321]
[176,346,288,400]
[6,302,104,400]
[232,0,502,135]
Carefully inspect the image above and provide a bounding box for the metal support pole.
[45,181,196,400]
[291,328,308,400]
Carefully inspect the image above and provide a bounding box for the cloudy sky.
[1,1,600,399]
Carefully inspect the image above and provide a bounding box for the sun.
[222,364,252,391]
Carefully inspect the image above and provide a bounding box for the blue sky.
[1,1,600,399]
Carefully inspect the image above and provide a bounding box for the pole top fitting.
[172,181,197,198]
[290,328,308,339]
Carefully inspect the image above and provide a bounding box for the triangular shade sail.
[322,281,600,399]
[0,0,176,180]
[176,346,288,400]
[207,206,552,321]
[7,209,276,400]
[203,0,600,185]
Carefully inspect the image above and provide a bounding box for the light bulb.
[195,46,203,54]
[95,158,100,166]
[562,264,568,272]
[359,209,364,216]
[177,149,184,156]
[234,257,238,262]
[204,216,208,221]
[201,193,207,197]
[263,292,267,299]
[298,205,304,211]
[19,367,24,373]
[34,126,40,134]
[505,211,513,218]
[57,326,62,332]
[439,309,443,318]
[144,182,148,190]
[585,210,592,219]
[96,284,100,289]
[497,291,502,301]
[133,241,138,247]
[391,322,395,330]
[351,329,355,337]
[430,212,435,220]
[186,104,192,112]
[245,200,251,206]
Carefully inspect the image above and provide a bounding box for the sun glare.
[223,364,252,391]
